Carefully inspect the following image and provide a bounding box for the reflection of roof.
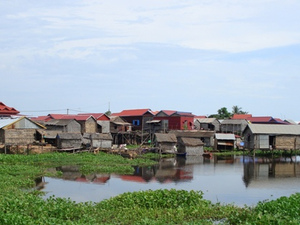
[120,175,147,183]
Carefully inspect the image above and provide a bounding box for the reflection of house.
[220,119,248,135]
[83,133,113,149]
[56,133,83,149]
[0,116,46,145]
[214,133,235,150]
[154,133,177,151]
[194,118,220,131]
[243,124,300,150]
[178,137,204,156]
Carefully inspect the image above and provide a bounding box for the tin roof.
[78,113,109,120]
[231,114,252,119]
[195,118,219,123]
[221,119,248,125]
[180,137,203,146]
[215,133,236,140]
[49,114,95,121]
[0,116,46,129]
[246,124,300,135]
[155,133,177,143]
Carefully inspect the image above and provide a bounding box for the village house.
[153,110,195,131]
[56,133,83,149]
[243,124,300,150]
[48,114,98,134]
[169,130,215,147]
[177,137,204,156]
[78,113,111,133]
[83,133,113,149]
[111,109,154,131]
[220,119,248,135]
[44,119,81,133]
[214,133,236,151]
[0,116,46,145]
[194,117,220,132]
[154,133,177,152]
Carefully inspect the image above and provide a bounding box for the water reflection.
[42,154,300,206]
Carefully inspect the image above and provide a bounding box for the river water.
[42,154,300,206]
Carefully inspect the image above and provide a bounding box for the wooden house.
[83,133,113,149]
[194,118,220,131]
[169,130,215,147]
[48,114,98,134]
[214,133,236,151]
[45,119,81,133]
[111,109,154,131]
[243,124,300,150]
[154,133,177,152]
[153,110,195,131]
[0,116,46,145]
[36,130,62,145]
[177,137,204,156]
[56,133,83,149]
[79,113,111,133]
[220,119,248,135]
[109,116,131,133]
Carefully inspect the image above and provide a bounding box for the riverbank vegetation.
[0,152,300,224]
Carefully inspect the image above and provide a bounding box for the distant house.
[83,133,113,149]
[56,133,83,149]
[36,130,62,145]
[214,133,236,151]
[243,124,300,150]
[45,119,81,133]
[154,133,177,152]
[0,102,20,117]
[48,114,98,133]
[220,119,248,135]
[79,113,111,133]
[111,109,154,131]
[169,130,215,147]
[177,137,204,156]
[109,116,131,133]
[194,118,220,131]
[153,110,195,131]
[0,116,46,145]
[247,116,286,124]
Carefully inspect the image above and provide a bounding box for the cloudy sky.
[1,0,300,120]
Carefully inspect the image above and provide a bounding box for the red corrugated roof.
[49,114,94,121]
[113,109,153,116]
[31,115,52,122]
[0,102,20,115]
[159,110,177,116]
[248,116,273,122]
[194,116,207,119]
[78,113,109,121]
[231,114,252,119]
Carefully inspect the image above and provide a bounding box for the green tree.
[209,107,232,119]
[232,105,248,114]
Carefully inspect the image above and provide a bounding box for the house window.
[132,120,140,126]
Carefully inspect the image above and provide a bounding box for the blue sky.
[1,1,300,120]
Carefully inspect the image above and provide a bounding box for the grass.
[0,152,300,224]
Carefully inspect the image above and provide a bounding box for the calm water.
[42,154,300,206]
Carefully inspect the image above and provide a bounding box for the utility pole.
[67,109,69,114]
